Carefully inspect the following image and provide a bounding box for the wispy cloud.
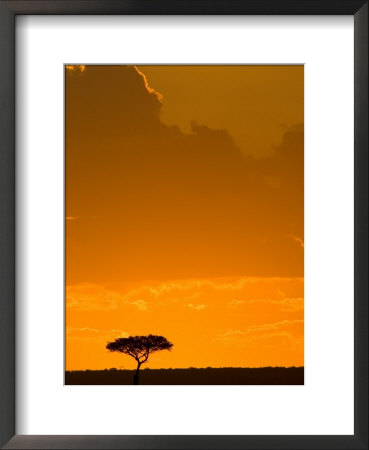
[249,297,304,312]
[66,327,129,342]
[66,65,86,72]
[214,319,303,346]
[121,276,302,302]
[187,303,206,311]
[66,277,304,313]
[129,299,149,311]
[227,299,245,309]
[66,284,121,311]
[67,327,128,335]
[287,234,304,249]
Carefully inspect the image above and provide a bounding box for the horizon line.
[66,365,304,372]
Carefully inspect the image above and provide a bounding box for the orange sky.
[65,65,304,371]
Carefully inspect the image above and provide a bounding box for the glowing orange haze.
[65,65,304,370]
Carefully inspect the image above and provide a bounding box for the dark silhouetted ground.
[65,366,304,385]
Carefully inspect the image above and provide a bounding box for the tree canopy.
[106,334,173,365]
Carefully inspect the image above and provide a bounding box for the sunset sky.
[65,65,304,371]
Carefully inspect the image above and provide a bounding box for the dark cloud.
[66,66,303,283]
[66,65,163,140]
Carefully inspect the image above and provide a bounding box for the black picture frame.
[0,1,367,449]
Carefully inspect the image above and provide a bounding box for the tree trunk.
[133,361,141,385]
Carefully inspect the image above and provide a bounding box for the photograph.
[65,64,304,385]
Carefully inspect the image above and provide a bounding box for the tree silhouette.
[106,334,173,384]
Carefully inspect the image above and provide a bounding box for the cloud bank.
[66,65,304,284]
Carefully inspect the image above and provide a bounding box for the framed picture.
[0,1,367,449]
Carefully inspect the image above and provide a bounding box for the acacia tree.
[106,334,173,385]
